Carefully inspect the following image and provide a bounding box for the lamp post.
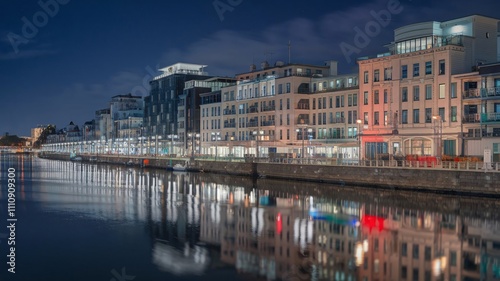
[296,126,312,162]
[211,132,221,161]
[432,115,443,160]
[252,130,264,158]
[357,119,362,165]
[167,134,177,157]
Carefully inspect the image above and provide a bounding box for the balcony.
[261,105,275,112]
[462,89,480,99]
[246,121,259,127]
[463,114,480,123]
[481,87,500,99]
[247,106,258,114]
[261,120,276,127]
[481,112,500,123]
[224,122,236,128]
[223,109,236,115]
[330,117,345,124]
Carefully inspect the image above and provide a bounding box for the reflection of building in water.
[311,198,361,281]
[462,217,500,281]
[28,157,500,281]
[357,204,465,281]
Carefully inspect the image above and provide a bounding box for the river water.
[0,154,499,281]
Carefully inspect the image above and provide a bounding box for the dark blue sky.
[1,0,500,136]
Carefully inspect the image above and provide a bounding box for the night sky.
[1,0,500,136]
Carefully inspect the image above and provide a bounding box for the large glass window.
[439,60,445,75]
[426,85,432,100]
[374,90,379,104]
[401,65,408,79]
[402,110,408,124]
[413,63,420,77]
[374,69,380,82]
[451,106,457,122]
[439,84,445,99]
[425,61,432,75]
[384,89,388,104]
[451,83,457,98]
[413,109,420,123]
[425,108,432,123]
[413,86,420,101]
[364,71,369,84]
[402,87,408,102]
[364,91,369,105]
[374,111,380,125]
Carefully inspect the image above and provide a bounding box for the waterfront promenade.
[38,152,500,196]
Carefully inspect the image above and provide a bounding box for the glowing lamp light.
[276,213,282,235]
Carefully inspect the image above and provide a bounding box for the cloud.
[159,0,410,75]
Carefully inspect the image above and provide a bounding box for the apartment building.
[200,60,359,159]
[453,62,500,161]
[358,15,500,159]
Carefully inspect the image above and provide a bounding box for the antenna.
[288,41,291,64]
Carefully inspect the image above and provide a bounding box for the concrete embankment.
[39,153,500,196]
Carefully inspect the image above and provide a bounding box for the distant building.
[110,93,143,139]
[144,62,212,143]
[31,125,47,142]
[95,108,112,141]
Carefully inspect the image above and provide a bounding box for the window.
[413,109,420,123]
[424,246,431,261]
[286,83,291,93]
[353,94,358,106]
[413,245,419,259]
[402,87,408,102]
[439,107,445,121]
[364,112,368,125]
[374,112,380,125]
[286,98,290,110]
[402,266,407,279]
[348,95,352,107]
[330,97,333,108]
[402,243,408,256]
[439,84,445,99]
[374,90,379,104]
[384,67,392,80]
[413,86,420,101]
[425,84,432,100]
[384,89,388,104]
[374,69,380,82]
[450,251,457,266]
[439,59,445,75]
[278,84,283,94]
[413,268,419,280]
[425,61,432,75]
[364,71,369,83]
[413,63,420,77]
[425,108,432,123]
[401,65,408,79]
[451,82,457,98]
[364,91,369,105]
[384,111,388,126]
[402,110,408,124]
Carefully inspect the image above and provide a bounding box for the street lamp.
[188,133,200,160]
[296,126,312,161]
[252,130,264,158]
[357,119,362,164]
[432,115,443,160]
[211,132,221,161]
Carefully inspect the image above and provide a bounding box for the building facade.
[144,62,212,152]
[358,15,500,160]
